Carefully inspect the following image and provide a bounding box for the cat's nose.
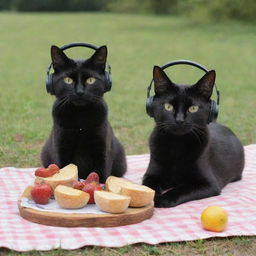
[175,113,185,124]
[76,84,84,96]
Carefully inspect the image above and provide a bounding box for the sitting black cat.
[41,45,126,182]
[142,66,244,207]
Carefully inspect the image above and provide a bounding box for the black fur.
[41,45,126,182]
[142,66,244,207]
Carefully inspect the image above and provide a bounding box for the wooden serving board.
[18,184,155,227]
[18,200,154,227]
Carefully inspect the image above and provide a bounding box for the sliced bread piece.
[120,183,155,207]
[105,176,155,207]
[105,176,133,193]
[94,190,131,214]
[54,185,89,209]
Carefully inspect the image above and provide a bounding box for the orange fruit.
[201,206,228,232]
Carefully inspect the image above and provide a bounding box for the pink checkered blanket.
[0,145,255,251]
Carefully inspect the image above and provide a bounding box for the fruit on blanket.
[35,164,78,190]
[94,190,131,213]
[201,206,228,232]
[105,176,155,207]
[34,164,60,177]
[82,181,102,204]
[54,185,90,209]
[83,172,100,184]
[31,184,53,204]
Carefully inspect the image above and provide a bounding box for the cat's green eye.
[164,103,173,112]
[188,105,199,113]
[86,77,96,85]
[63,77,73,85]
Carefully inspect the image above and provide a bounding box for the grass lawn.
[0,12,255,255]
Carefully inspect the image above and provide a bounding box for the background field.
[0,12,255,255]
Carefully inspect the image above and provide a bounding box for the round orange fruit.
[201,206,228,232]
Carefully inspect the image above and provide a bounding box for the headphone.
[46,42,112,95]
[146,60,220,124]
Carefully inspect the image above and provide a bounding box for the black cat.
[142,66,244,207]
[41,45,127,182]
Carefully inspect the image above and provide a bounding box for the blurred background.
[0,0,255,23]
[0,0,255,167]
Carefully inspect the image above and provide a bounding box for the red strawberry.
[83,172,100,184]
[34,167,51,177]
[82,181,102,204]
[72,181,85,190]
[34,164,60,177]
[31,184,53,204]
[47,164,60,173]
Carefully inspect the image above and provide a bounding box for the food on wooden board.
[54,185,90,209]
[105,176,155,207]
[30,184,53,205]
[72,172,102,204]
[94,190,131,214]
[82,182,102,204]
[34,164,60,177]
[28,168,155,212]
[35,164,78,189]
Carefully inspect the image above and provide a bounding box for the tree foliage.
[0,0,255,22]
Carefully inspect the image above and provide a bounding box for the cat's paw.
[154,196,178,208]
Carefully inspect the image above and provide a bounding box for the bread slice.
[105,176,155,207]
[105,176,133,194]
[54,185,89,209]
[20,185,33,199]
[35,164,78,190]
[94,191,131,214]
[120,183,155,207]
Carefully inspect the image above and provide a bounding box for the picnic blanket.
[0,144,255,251]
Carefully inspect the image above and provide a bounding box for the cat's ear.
[153,66,174,95]
[90,45,107,70]
[194,70,216,99]
[51,45,70,71]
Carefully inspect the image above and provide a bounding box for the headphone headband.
[60,42,99,51]
[147,59,219,105]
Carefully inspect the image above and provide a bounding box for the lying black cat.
[142,66,244,207]
[41,45,127,182]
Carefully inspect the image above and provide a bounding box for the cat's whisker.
[90,95,104,103]
[193,127,205,136]
[156,122,172,132]
[55,97,70,115]
[190,128,203,146]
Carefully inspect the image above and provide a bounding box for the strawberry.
[72,181,85,190]
[47,164,60,173]
[34,167,49,177]
[31,184,53,204]
[82,181,102,204]
[83,172,100,184]
[34,164,60,177]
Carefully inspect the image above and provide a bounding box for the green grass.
[0,12,255,255]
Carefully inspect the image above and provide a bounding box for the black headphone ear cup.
[146,96,154,117]
[46,73,55,95]
[208,100,219,123]
[105,71,112,92]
